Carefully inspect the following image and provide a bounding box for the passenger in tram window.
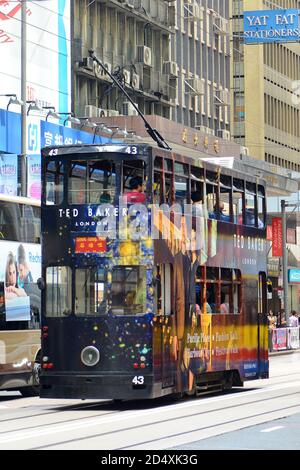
[210,201,230,222]
[191,191,204,216]
[220,292,229,314]
[124,176,146,203]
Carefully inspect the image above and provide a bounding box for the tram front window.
[75,267,107,316]
[111,266,146,315]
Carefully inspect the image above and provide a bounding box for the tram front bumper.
[40,373,171,400]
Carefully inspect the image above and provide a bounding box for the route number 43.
[132,376,144,385]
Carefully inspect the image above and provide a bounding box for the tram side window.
[191,166,205,216]
[111,266,146,315]
[206,267,219,313]
[155,264,172,316]
[46,161,64,205]
[233,178,244,224]
[88,161,116,204]
[195,267,241,315]
[219,174,232,222]
[46,266,72,317]
[123,161,146,204]
[68,161,87,204]
[206,171,219,220]
[245,182,256,227]
[75,267,106,316]
[257,186,266,229]
[174,163,189,208]
[233,270,242,314]
[220,269,233,314]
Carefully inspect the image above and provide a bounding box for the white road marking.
[0,380,300,445]
[261,426,284,433]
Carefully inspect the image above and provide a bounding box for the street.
[0,352,299,450]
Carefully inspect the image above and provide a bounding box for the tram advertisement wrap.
[0,241,41,321]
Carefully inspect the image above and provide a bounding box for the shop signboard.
[244,9,300,44]
[272,217,283,257]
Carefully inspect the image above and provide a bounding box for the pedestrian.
[289,310,299,328]
[267,309,277,351]
[276,309,287,328]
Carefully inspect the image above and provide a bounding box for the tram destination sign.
[244,9,300,44]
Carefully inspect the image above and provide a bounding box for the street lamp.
[26,100,43,115]
[0,94,24,110]
[60,112,81,126]
[281,199,300,325]
[92,123,113,143]
[78,118,97,130]
[43,106,60,121]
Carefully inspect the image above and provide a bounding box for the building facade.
[171,0,231,138]
[72,0,175,120]
[231,0,300,171]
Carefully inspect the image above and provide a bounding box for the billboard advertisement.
[244,9,300,44]
[0,241,41,321]
[0,0,70,113]
[0,153,18,196]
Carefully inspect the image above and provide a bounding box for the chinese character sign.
[272,217,283,257]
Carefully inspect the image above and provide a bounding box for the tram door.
[156,265,175,388]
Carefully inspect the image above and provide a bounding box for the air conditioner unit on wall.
[137,46,152,66]
[217,129,231,141]
[213,17,229,35]
[123,69,131,85]
[163,61,178,78]
[84,105,100,117]
[80,57,94,71]
[184,1,200,20]
[132,73,140,89]
[94,62,112,81]
[122,102,139,116]
[185,78,205,96]
[105,109,120,117]
[240,146,249,156]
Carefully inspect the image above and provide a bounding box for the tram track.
[0,373,300,432]
[30,386,300,450]
[0,380,298,449]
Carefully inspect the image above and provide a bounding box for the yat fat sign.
[244,9,299,44]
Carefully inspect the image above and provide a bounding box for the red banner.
[272,217,283,257]
[75,237,107,253]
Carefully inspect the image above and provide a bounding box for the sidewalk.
[269,348,300,357]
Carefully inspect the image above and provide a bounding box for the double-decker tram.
[40,143,268,400]
[0,194,41,396]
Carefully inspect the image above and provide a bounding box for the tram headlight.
[80,346,100,367]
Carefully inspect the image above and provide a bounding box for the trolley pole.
[281,200,289,325]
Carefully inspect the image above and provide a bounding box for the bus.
[0,194,41,396]
[40,143,268,400]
